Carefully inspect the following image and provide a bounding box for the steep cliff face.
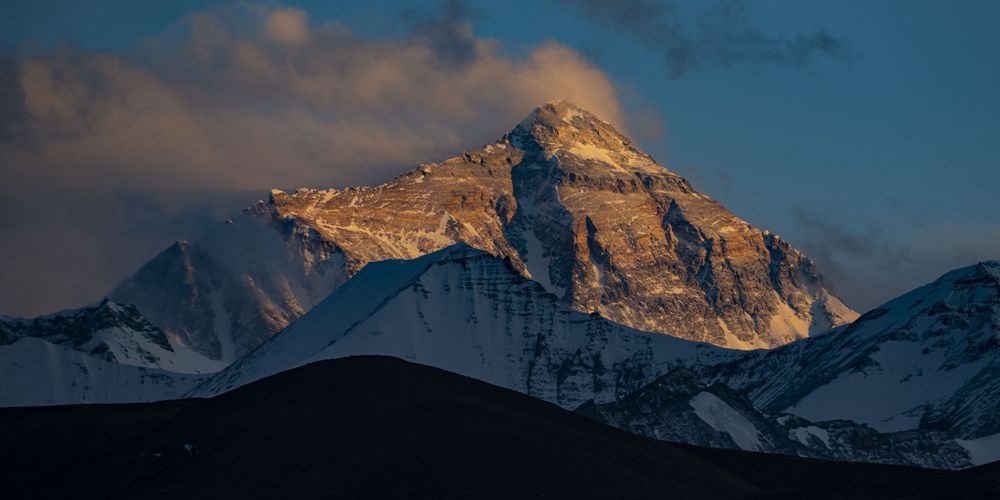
[114,101,855,359]
[265,101,856,348]
[500,102,857,347]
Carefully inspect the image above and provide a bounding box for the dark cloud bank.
[563,0,847,76]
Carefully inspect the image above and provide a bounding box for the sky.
[0,0,997,316]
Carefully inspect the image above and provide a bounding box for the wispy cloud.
[563,0,848,76]
[789,206,998,310]
[791,206,913,272]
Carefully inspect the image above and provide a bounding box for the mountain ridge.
[578,366,974,469]
[0,299,222,374]
[700,260,1000,447]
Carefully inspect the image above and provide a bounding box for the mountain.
[0,300,215,407]
[576,367,808,453]
[191,244,737,406]
[31,99,989,468]
[0,299,222,374]
[577,367,973,469]
[700,261,1000,463]
[193,249,998,468]
[4,356,997,500]
[112,100,855,361]
[109,218,346,363]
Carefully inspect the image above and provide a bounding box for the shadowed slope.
[1,356,754,499]
[2,356,997,499]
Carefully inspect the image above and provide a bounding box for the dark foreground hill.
[1,356,996,499]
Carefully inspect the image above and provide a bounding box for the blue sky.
[1,0,997,314]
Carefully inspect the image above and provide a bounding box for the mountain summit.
[512,100,664,176]
[112,101,856,360]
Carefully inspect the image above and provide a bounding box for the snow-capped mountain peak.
[0,299,218,407]
[511,100,664,177]
[0,299,222,374]
[111,101,856,361]
[1,299,168,356]
[190,243,736,403]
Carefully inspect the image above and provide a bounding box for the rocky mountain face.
[113,101,855,361]
[1,299,167,361]
[578,367,973,469]
[697,261,1000,464]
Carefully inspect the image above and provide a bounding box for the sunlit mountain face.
[1,2,997,497]
[108,101,855,366]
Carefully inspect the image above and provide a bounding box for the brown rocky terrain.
[113,101,856,360]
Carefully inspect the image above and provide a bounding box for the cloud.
[791,206,912,266]
[404,0,479,67]
[4,3,624,191]
[264,8,309,44]
[0,2,625,316]
[0,188,256,318]
[788,206,999,311]
[563,0,848,76]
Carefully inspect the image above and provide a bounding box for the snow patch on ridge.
[790,426,832,449]
[522,226,558,295]
[957,433,1000,466]
[718,318,768,350]
[767,299,811,346]
[689,391,762,451]
[566,144,626,172]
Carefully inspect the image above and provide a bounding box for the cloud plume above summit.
[3,3,623,191]
[0,3,624,316]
